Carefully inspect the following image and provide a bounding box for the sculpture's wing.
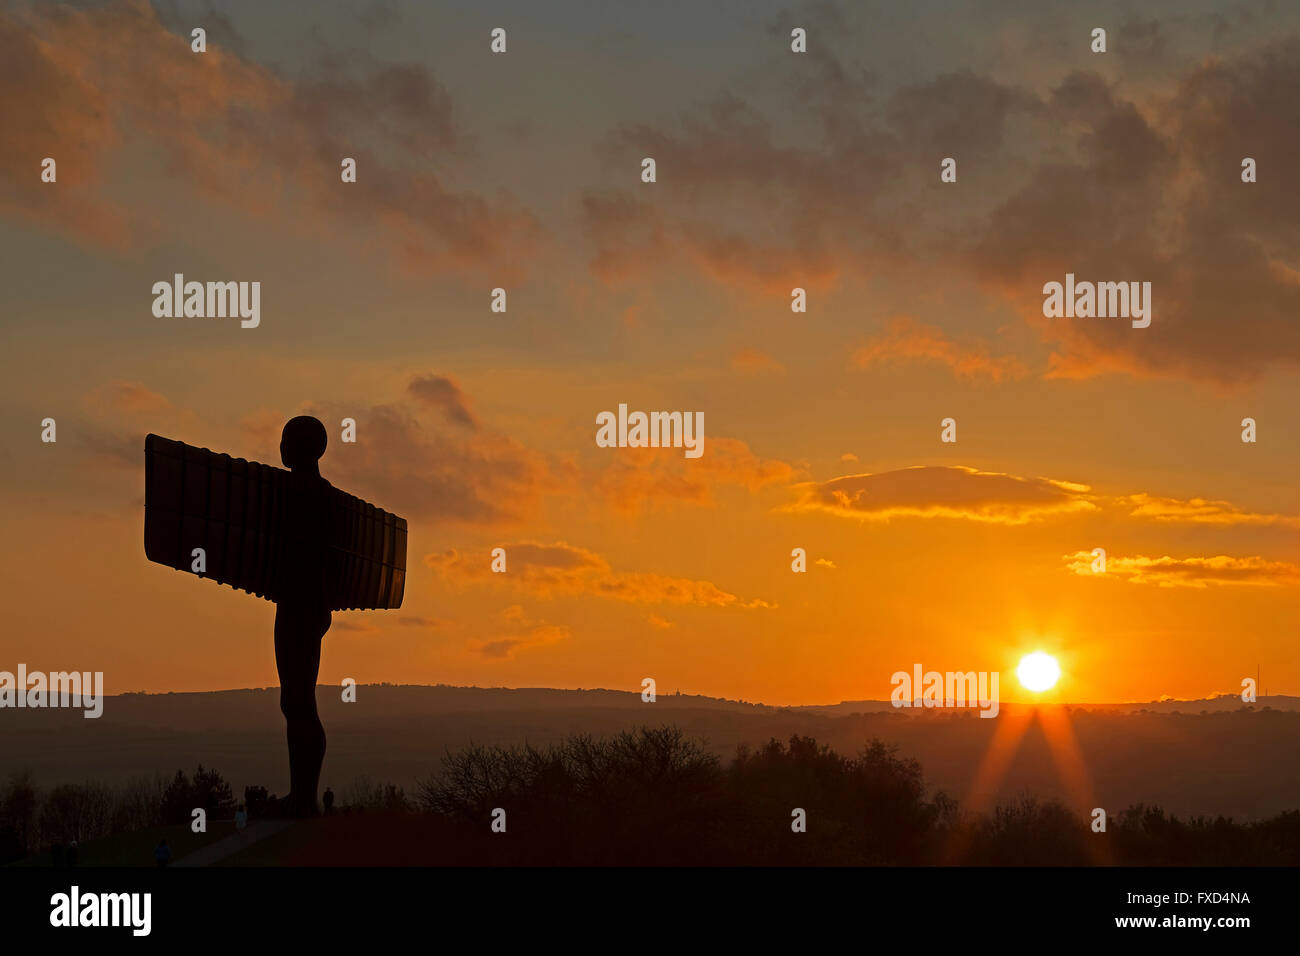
[143,433,407,610]
[144,433,290,602]
[324,486,407,611]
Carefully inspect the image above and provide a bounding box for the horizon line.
[94,682,1293,709]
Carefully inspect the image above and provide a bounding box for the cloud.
[581,19,1300,384]
[582,45,1033,294]
[785,466,1300,532]
[332,618,379,633]
[396,615,452,629]
[1123,493,1300,529]
[581,194,669,285]
[967,45,1300,384]
[786,463,1300,530]
[238,408,287,452]
[478,627,568,660]
[91,371,795,530]
[730,348,786,376]
[850,316,1027,382]
[316,612,449,635]
[0,0,539,272]
[788,465,1096,524]
[88,381,173,414]
[1064,551,1300,588]
[883,69,1040,160]
[228,373,573,527]
[407,374,478,428]
[581,193,838,294]
[471,606,568,659]
[73,380,200,471]
[75,429,143,470]
[303,397,564,527]
[426,542,774,609]
[595,437,798,515]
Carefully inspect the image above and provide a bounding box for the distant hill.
[3,684,1297,821]
[795,693,1300,717]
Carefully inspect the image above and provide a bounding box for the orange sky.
[3,0,1299,705]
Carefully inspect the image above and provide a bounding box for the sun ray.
[942,705,1034,862]
[1037,703,1111,863]
[945,650,1112,862]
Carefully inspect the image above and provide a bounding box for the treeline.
[0,765,241,863]
[411,728,1300,865]
[0,765,410,864]
[3,728,1298,865]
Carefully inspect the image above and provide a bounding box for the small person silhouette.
[274,416,334,818]
[154,838,172,867]
[67,840,78,867]
[322,787,335,814]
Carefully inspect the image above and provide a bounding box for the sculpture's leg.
[274,603,331,817]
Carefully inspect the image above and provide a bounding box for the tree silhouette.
[161,765,236,824]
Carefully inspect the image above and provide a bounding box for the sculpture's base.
[265,793,321,820]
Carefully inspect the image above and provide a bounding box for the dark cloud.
[0,1,539,272]
[301,394,567,527]
[406,374,478,429]
[970,41,1300,383]
[886,70,1038,160]
[582,20,1300,384]
[75,428,141,470]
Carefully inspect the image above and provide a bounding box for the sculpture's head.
[280,415,328,471]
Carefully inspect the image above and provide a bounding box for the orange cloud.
[476,606,570,660]
[851,316,1027,382]
[1122,493,1300,529]
[595,437,797,515]
[730,348,786,376]
[1064,552,1300,588]
[426,542,774,609]
[71,380,201,473]
[87,380,172,414]
[788,466,1300,532]
[238,408,287,452]
[788,465,1096,524]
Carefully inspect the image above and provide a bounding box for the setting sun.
[1017,652,1061,692]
